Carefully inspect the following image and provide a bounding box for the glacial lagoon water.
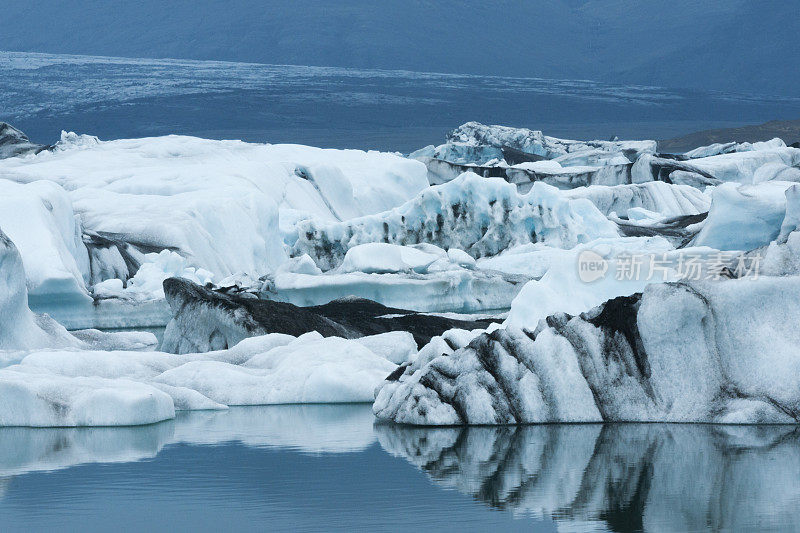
[1,404,799,532]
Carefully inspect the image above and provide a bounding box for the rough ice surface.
[161,277,498,354]
[692,181,796,250]
[444,122,656,161]
[374,277,800,425]
[92,250,214,301]
[271,268,525,313]
[503,236,679,328]
[292,172,619,270]
[505,160,633,190]
[563,181,710,218]
[0,227,83,351]
[0,332,398,426]
[0,122,47,159]
[266,241,525,312]
[4,120,800,428]
[339,243,444,274]
[0,133,428,293]
[633,147,800,185]
[0,370,176,427]
[411,122,657,188]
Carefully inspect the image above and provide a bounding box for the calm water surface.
[1,405,798,532]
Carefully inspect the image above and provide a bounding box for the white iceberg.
[692,181,796,251]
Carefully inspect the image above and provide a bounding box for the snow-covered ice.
[0,331,400,426]
[0,133,429,299]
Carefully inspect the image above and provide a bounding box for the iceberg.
[0,132,429,292]
[292,172,619,270]
[633,147,800,185]
[692,181,796,251]
[374,277,800,425]
[0,179,90,305]
[0,369,175,427]
[0,123,48,159]
[0,227,83,351]
[563,181,710,218]
[0,331,400,426]
[161,277,498,353]
[684,137,787,159]
[445,122,657,161]
[411,122,656,188]
[505,160,633,191]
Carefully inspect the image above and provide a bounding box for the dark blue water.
[3,51,800,152]
[1,405,798,532]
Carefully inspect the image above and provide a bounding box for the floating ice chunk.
[627,207,665,222]
[339,243,443,274]
[0,369,175,427]
[0,123,47,159]
[445,122,656,160]
[275,254,323,276]
[272,269,525,313]
[155,336,397,405]
[68,329,158,351]
[684,137,786,159]
[634,148,800,185]
[446,248,476,268]
[148,383,228,411]
[0,134,428,286]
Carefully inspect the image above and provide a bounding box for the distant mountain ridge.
[1,0,797,97]
[659,119,800,153]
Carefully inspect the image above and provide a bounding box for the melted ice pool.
[0,405,798,532]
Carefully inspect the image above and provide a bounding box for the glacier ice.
[563,181,710,218]
[444,122,657,161]
[374,277,800,425]
[0,369,175,427]
[684,137,787,159]
[691,181,796,250]
[0,122,47,159]
[0,133,429,297]
[411,122,657,188]
[0,226,83,351]
[0,332,399,426]
[633,147,800,185]
[161,277,498,353]
[0,179,90,305]
[292,172,619,270]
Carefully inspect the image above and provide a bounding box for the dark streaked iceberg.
[161,277,497,354]
[374,277,800,425]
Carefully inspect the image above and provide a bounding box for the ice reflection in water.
[1,406,799,531]
[377,423,800,531]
